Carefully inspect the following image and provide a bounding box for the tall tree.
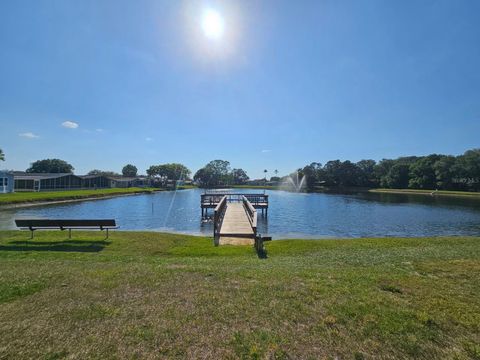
[26,159,74,173]
[382,163,411,188]
[194,160,231,187]
[122,164,138,177]
[356,159,377,187]
[0,148,4,161]
[231,168,249,184]
[454,149,480,191]
[323,160,362,186]
[193,167,215,187]
[375,159,395,187]
[301,162,323,190]
[433,156,457,190]
[147,163,190,180]
[409,155,442,189]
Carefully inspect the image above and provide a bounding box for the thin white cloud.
[145,137,153,142]
[61,120,79,129]
[96,128,104,132]
[19,132,40,139]
[261,149,272,153]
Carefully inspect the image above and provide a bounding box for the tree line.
[299,148,480,192]
[2,147,479,192]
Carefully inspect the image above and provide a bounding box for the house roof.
[108,176,137,182]
[13,172,79,181]
[79,175,111,179]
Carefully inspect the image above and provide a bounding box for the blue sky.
[1,0,479,179]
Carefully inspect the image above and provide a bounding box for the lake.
[1,188,480,238]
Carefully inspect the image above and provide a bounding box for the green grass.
[0,187,161,205]
[0,231,479,359]
[176,184,197,190]
[370,188,480,198]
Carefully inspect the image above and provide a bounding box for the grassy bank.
[0,231,479,359]
[176,184,197,190]
[370,188,480,198]
[0,187,161,205]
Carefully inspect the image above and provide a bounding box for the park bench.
[15,219,117,239]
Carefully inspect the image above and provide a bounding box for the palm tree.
[263,169,268,182]
[0,148,4,161]
[274,169,278,177]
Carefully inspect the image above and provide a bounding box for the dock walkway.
[219,203,254,245]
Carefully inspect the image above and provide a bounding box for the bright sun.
[201,9,224,40]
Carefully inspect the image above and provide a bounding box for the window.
[0,178,4,186]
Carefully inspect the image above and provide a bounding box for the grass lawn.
[0,187,161,205]
[0,231,479,359]
[370,188,480,199]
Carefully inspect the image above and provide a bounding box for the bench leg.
[106,228,109,240]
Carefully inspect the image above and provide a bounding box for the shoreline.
[3,227,479,239]
[0,189,163,210]
[0,228,478,240]
[368,188,480,199]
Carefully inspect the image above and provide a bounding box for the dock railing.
[242,196,257,238]
[202,193,268,207]
[213,195,228,245]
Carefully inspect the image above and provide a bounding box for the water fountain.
[281,171,306,192]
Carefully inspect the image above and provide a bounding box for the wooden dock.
[203,192,265,246]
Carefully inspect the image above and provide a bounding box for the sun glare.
[201,9,224,40]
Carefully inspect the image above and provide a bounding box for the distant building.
[0,171,14,193]
[9,172,152,192]
[13,172,82,191]
[80,175,111,189]
[107,176,151,188]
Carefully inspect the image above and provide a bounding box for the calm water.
[1,188,480,238]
